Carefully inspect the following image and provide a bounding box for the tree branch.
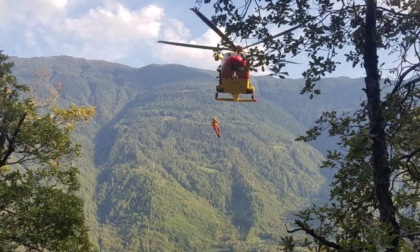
[6,235,42,252]
[0,112,27,167]
[293,220,343,250]
[286,224,303,233]
[400,147,420,160]
[402,232,420,238]
[392,63,420,94]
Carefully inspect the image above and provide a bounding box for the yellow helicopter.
[158,8,300,102]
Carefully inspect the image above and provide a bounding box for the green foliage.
[199,0,420,250]
[0,170,92,251]
[93,89,325,250]
[10,56,373,251]
[0,51,95,251]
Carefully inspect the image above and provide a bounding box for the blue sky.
[0,0,369,78]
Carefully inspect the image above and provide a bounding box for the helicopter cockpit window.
[223,52,234,59]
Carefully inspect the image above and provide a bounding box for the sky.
[0,0,369,79]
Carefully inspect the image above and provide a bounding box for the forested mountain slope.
[10,56,363,251]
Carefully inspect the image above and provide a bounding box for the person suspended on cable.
[211,117,222,138]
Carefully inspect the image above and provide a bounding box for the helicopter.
[158,8,300,102]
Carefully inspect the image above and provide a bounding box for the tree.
[0,51,96,251]
[198,0,420,250]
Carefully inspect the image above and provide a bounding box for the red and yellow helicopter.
[158,8,299,102]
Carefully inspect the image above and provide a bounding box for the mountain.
[10,56,364,251]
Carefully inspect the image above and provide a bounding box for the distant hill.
[10,56,364,251]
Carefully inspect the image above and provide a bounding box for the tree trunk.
[363,0,400,249]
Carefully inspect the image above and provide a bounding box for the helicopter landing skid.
[215,92,256,102]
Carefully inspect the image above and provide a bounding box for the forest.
[2,0,419,249]
[4,55,365,251]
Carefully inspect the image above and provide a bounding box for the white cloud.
[0,0,68,27]
[154,19,225,71]
[41,3,168,65]
[160,19,191,42]
[0,1,229,71]
[50,0,67,8]
[63,3,164,43]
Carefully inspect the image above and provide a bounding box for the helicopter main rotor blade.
[158,41,229,51]
[190,8,237,50]
[283,60,301,64]
[243,24,301,49]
